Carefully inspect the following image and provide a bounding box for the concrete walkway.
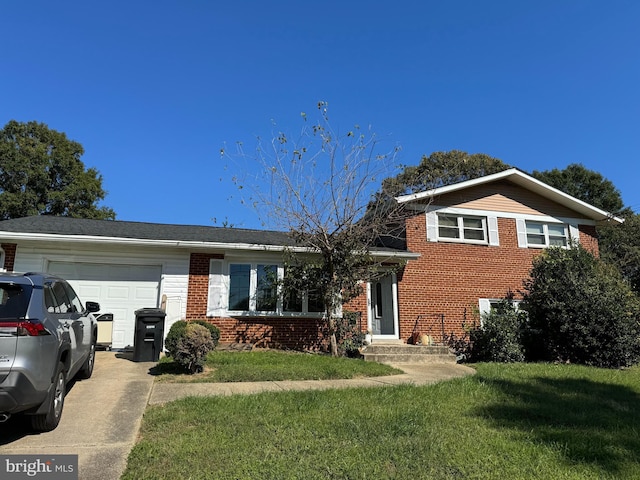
[148,362,476,404]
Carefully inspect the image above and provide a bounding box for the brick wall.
[349,214,602,343]
[198,316,327,350]
[1,243,17,271]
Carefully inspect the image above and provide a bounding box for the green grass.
[124,363,640,480]
[152,349,401,382]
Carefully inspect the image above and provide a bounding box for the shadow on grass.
[474,374,640,475]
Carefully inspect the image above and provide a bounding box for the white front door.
[369,274,399,340]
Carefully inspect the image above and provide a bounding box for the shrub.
[192,320,220,347]
[173,323,215,374]
[165,320,220,359]
[523,245,640,368]
[468,298,526,363]
[164,320,188,359]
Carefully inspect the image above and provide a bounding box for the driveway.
[0,351,154,480]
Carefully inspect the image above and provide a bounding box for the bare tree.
[224,102,405,355]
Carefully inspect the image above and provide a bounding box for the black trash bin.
[133,308,166,362]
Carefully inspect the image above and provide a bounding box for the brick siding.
[1,243,17,271]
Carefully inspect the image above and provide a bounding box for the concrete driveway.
[0,351,154,480]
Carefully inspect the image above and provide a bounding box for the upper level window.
[438,214,487,243]
[525,222,567,248]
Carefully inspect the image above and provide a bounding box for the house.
[0,169,621,350]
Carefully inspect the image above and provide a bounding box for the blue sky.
[2,1,639,229]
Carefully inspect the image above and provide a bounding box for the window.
[62,282,84,313]
[525,222,568,248]
[46,281,73,314]
[282,268,324,314]
[214,260,324,315]
[478,298,523,324]
[228,263,278,312]
[228,264,251,311]
[438,214,487,243]
[256,264,278,311]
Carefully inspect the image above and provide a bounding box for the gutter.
[0,231,420,260]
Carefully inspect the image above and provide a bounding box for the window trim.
[426,208,499,246]
[436,213,488,245]
[518,220,577,249]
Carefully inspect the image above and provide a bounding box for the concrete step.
[362,344,457,364]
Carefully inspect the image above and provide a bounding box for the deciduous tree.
[531,163,625,214]
[225,102,405,355]
[381,150,510,197]
[0,120,115,220]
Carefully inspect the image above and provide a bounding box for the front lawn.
[124,363,640,479]
[153,349,401,382]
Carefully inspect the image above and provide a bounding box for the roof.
[0,215,295,246]
[395,168,624,223]
[0,216,417,259]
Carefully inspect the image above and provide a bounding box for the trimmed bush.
[173,323,215,374]
[165,320,220,360]
[192,320,220,348]
[164,320,188,359]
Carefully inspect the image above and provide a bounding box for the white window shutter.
[568,224,580,246]
[478,298,492,315]
[426,211,438,242]
[478,299,492,326]
[207,259,225,316]
[488,216,500,246]
[516,218,528,248]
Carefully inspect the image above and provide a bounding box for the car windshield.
[0,284,32,320]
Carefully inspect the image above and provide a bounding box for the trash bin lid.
[135,308,167,318]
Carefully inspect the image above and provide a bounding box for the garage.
[47,261,163,349]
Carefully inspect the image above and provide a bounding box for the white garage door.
[47,262,162,349]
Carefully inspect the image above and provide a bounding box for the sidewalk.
[148,362,476,405]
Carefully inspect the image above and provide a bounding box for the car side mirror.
[85,301,101,313]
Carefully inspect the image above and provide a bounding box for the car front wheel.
[31,362,66,432]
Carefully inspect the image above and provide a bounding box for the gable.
[429,180,590,220]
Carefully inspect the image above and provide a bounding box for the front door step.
[362,344,457,365]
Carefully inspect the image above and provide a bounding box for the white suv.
[0,272,99,431]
